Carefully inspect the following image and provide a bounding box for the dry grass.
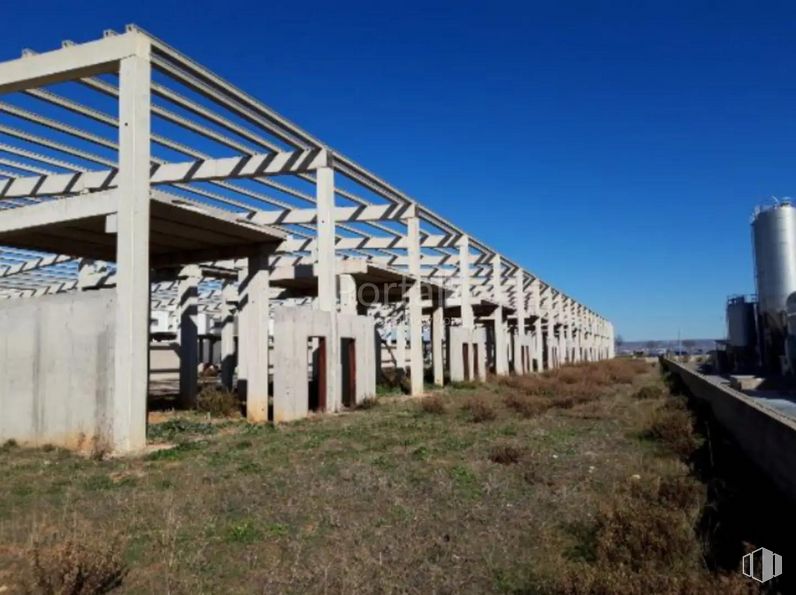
[498,359,651,418]
[0,359,739,593]
[555,458,745,594]
[196,387,240,418]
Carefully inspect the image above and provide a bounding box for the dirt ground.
[0,360,753,594]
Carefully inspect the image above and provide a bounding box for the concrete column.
[406,215,424,395]
[562,300,572,364]
[236,265,248,386]
[241,247,272,422]
[396,316,406,371]
[316,166,337,312]
[178,266,200,408]
[432,296,445,386]
[112,42,151,453]
[514,268,526,374]
[608,322,615,359]
[492,254,508,375]
[339,273,357,314]
[315,166,339,411]
[530,280,542,371]
[220,282,237,391]
[459,235,474,329]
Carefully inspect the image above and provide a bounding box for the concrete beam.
[0,190,117,233]
[0,33,139,94]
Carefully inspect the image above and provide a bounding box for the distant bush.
[645,401,701,459]
[463,396,496,423]
[633,385,663,400]
[196,387,240,418]
[355,396,379,410]
[488,445,523,465]
[419,396,446,415]
[503,393,550,418]
[379,368,411,394]
[26,531,127,594]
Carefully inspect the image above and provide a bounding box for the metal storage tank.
[752,201,796,371]
[726,295,755,347]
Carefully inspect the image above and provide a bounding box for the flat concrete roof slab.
[0,192,287,266]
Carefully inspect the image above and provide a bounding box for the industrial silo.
[725,295,758,372]
[752,201,796,373]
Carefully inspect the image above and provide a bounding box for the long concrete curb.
[663,358,796,503]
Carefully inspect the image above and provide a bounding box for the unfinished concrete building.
[0,26,614,453]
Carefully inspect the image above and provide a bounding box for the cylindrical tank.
[752,202,796,371]
[726,296,755,347]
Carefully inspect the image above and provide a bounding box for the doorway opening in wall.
[308,337,327,412]
[473,343,480,379]
[463,343,471,381]
[341,338,356,408]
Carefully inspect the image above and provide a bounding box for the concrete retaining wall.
[663,359,796,502]
[0,290,115,451]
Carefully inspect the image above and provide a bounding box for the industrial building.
[722,201,796,376]
[0,26,614,454]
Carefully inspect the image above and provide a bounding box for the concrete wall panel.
[0,290,115,451]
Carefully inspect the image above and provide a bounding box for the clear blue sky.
[5,1,795,341]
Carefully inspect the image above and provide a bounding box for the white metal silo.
[752,201,796,372]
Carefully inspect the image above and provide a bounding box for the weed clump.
[488,445,523,465]
[355,396,379,410]
[196,387,240,418]
[379,368,411,394]
[463,396,496,422]
[26,532,127,595]
[633,385,663,400]
[645,400,701,459]
[419,396,446,415]
[503,393,550,418]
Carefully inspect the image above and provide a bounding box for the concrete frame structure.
[0,26,613,453]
